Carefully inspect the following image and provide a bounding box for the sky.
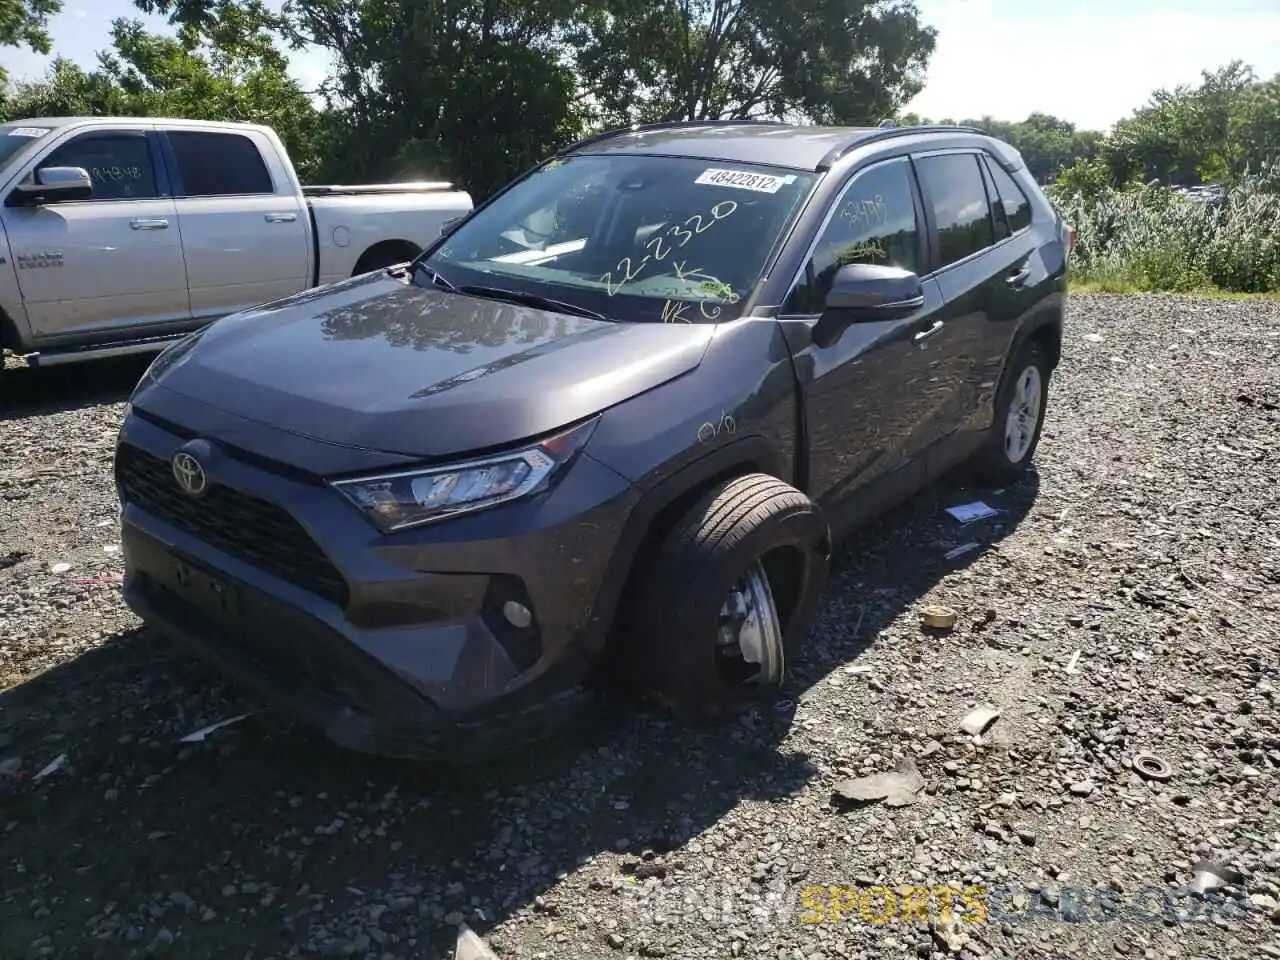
[4,0,1279,133]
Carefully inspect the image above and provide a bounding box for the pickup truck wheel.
[970,338,1050,484]
[622,474,830,723]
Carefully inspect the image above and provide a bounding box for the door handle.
[1007,264,1031,287]
[265,212,297,223]
[913,319,944,343]
[130,218,169,230]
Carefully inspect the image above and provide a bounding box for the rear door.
[775,156,946,520]
[5,124,191,343]
[161,128,310,321]
[976,152,1045,391]
[909,150,1003,440]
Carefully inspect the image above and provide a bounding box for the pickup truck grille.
[116,444,349,608]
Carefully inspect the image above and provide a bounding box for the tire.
[621,473,830,723]
[969,338,1051,485]
[352,244,419,277]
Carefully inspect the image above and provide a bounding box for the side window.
[168,131,274,197]
[979,159,1010,242]
[784,158,921,314]
[914,153,994,269]
[37,134,158,201]
[984,157,1032,233]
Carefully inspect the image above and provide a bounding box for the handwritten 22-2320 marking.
[600,200,738,296]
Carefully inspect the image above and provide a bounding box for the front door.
[774,156,947,523]
[6,127,191,343]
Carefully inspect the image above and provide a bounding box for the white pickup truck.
[0,116,474,368]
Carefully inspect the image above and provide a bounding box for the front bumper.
[115,397,637,761]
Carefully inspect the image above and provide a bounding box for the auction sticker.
[8,127,49,138]
[695,168,796,193]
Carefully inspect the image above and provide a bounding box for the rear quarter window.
[985,158,1032,234]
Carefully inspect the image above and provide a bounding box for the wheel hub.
[1004,364,1043,463]
[715,561,784,689]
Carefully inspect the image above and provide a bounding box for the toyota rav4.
[114,120,1071,762]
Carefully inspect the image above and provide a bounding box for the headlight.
[330,417,599,533]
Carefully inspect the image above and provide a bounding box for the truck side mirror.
[6,166,94,206]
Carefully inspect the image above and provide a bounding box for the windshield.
[424,154,817,323]
[0,124,54,170]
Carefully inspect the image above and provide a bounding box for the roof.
[4,116,271,132]
[564,121,991,172]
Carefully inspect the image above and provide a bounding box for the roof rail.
[817,124,988,169]
[556,118,794,157]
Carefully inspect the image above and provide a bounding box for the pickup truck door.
[775,156,945,526]
[160,127,311,320]
[2,125,191,343]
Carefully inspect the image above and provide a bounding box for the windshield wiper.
[412,261,458,292]
[458,285,606,321]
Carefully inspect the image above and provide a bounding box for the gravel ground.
[2,292,1279,960]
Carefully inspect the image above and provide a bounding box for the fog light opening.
[502,600,533,629]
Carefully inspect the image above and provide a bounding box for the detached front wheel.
[622,474,830,722]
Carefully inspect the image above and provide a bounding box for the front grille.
[117,443,350,607]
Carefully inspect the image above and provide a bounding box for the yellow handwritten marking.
[602,199,740,295]
[660,300,692,323]
[601,255,650,295]
[710,200,738,221]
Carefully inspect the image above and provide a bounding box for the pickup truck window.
[0,124,54,167]
[38,133,159,201]
[424,154,816,324]
[168,131,274,197]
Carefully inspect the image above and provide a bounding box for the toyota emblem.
[171,451,208,497]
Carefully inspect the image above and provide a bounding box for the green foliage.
[573,0,937,127]
[0,0,62,83]
[1100,62,1278,187]
[1048,173,1280,295]
[0,16,326,181]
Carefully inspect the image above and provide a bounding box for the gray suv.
[114,120,1072,761]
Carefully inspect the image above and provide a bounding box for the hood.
[145,271,716,460]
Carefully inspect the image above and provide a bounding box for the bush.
[1047,172,1280,294]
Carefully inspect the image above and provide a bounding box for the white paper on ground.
[945,501,1000,524]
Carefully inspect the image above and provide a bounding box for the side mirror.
[439,216,463,238]
[7,166,93,206]
[823,263,924,320]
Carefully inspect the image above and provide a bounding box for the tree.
[0,16,326,181]
[1101,61,1272,186]
[573,0,936,126]
[0,0,62,83]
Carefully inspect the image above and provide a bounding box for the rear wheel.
[969,338,1050,484]
[621,473,830,722]
[351,242,421,277]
